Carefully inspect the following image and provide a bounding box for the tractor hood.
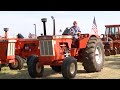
[38,35,72,40]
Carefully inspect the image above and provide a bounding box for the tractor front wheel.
[28,55,44,78]
[9,55,24,70]
[82,37,104,73]
[61,56,77,79]
[27,55,34,65]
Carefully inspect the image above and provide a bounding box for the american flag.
[91,17,98,34]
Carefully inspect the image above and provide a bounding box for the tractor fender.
[80,35,98,49]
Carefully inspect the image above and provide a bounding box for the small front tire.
[61,56,77,79]
[28,55,44,78]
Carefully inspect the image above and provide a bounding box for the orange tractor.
[12,32,39,70]
[100,24,120,56]
[0,28,24,70]
[15,37,39,66]
[1,28,39,70]
[27,17,104,79]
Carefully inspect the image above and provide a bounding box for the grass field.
[0,55,120,79]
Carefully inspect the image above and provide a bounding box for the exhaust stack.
[41,18,47,35]
[4,28,9,38]
[51,16,55,35]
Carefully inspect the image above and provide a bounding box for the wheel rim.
[65,52,69,57]
[36,62,42,73]
[64,51,70,58]
[70,63,75,74]
[95,46,102,64]
[11,60,18,68]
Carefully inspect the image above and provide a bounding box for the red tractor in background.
[12,32,39,70]
[27,16,105,79]
[0,28,24,70]
[100,24,120,56]
[1,28,39,70]
[15,38,39,65]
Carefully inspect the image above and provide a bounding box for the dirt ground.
[0,55,120,79]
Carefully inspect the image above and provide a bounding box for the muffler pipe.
[41,18,47,35]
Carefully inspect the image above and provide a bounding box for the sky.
[0,11,120,38]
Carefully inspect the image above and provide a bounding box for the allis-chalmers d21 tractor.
[100,24,120,56]
[0,28,39,70]
[15,37,39,67]
[0,28,24,70]
[27,17,105,79]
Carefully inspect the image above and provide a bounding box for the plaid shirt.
[70,26,81,38]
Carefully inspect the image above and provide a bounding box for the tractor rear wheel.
[82,37,104,73]
[51,66,61,72]
[28,55,44,78]
[9,55,24,70]
[61,56,77,79]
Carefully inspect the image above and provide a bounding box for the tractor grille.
[40,40,54,56]
[7,42,15,56]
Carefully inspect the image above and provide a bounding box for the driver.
[70,21,81,39]
[70,21,81,45]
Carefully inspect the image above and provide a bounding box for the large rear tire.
[28,55,44,78]
[61,56,77,79]
[82,37,104,73]
[9,55,24,70]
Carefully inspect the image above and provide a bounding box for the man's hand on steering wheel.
[77,32,81,36]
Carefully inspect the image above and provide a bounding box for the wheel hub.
[70,63,75,74]
[36,63,42,73]
[95,46,102,64]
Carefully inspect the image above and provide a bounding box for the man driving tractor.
[69,21,81,39]
[69,21,81,46]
